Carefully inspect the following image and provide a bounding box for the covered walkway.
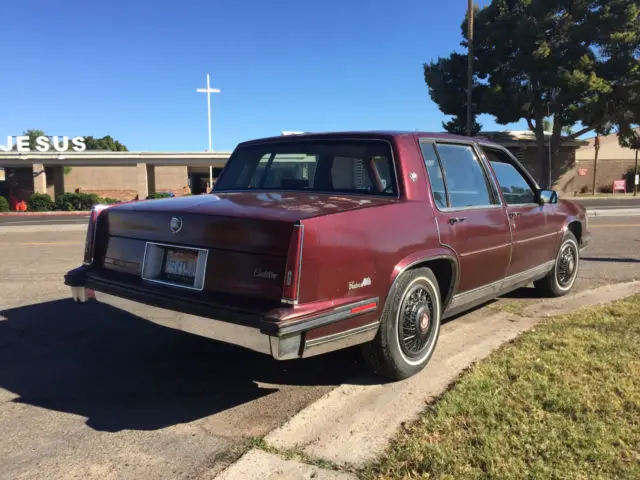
[0,151,232,200]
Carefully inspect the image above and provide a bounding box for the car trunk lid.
[96,193,394,302]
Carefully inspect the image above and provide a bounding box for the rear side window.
[215,140,397,196]
[424,143,496,209]
[420,143,447,209]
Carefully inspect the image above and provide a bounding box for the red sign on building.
[578,168,588,176]
[613,180,626,193]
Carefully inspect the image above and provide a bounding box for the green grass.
[362,295,640,480]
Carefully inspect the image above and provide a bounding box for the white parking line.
[1,219,88,225]
[0,224,88,233]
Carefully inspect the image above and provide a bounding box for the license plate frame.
[141,242,208,291]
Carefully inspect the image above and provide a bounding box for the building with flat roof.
[0,151,232,201]
[5,129,624,203]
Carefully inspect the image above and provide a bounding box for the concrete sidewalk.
[211,281,640,479]
[587,207,640,216]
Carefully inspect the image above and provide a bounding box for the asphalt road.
[0,194,637,227]
[1,218,639,479]
[0,215,89,226]
[572,196,640,209]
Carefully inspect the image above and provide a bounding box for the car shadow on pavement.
[582,256,640,263]
[498,285,541,299]
[0,299,362,433]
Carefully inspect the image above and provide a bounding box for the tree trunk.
[549,119,563,190]
[533,111,549,189]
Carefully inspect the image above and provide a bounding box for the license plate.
[162,248,198,285]
[141,242,208,290]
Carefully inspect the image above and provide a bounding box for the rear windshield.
[214,139,397,196]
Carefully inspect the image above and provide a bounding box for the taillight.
[83,204,109,265]
[281,224,304,304]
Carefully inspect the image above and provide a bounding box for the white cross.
[196,73,221,190]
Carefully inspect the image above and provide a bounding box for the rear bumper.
[64,265,379,360]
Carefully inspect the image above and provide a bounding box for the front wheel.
[534,230,580,297]
[362,267,442,381]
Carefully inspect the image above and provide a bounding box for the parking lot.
[1,216,639,480]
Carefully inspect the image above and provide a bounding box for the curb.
[586,208,640,217]
[0,211,90,216]
[259,281,640,471]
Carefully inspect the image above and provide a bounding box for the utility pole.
[466,0,474,137]
[634,149,638,196]
[196,73,221,191]
[592,134,600,196]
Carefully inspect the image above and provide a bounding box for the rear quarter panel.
[299,199,449,339]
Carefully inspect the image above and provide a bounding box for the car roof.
[236,130,501,148]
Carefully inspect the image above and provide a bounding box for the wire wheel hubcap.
[557,242,578,287]
[398,284,435,359]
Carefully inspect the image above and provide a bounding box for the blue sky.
[0,0,526,152]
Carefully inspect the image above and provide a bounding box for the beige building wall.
[503,147,577,194]
[153,166,190,192]
[574,131,639,193]
[63,165,188,200]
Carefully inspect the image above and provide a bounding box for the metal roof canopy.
[0,151,233,168]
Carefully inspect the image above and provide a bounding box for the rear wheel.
[362,267,441,381]
[534,230,580,297]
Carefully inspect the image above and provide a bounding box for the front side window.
[483,148,536,204]
[434,143,495,208]
[214,140,397,196]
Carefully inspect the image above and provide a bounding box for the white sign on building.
[0,136,86,153]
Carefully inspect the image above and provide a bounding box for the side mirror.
[537,189,558,205]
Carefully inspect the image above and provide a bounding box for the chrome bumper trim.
[68,288,377,360]
[302,321,380,358]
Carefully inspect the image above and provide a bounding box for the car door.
[419,140,512,294]
[479,145,561,277]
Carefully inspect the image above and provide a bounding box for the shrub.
[27,193,55,212]
[101,197,120,204]
[0,196,8,212]
[54,192,103,211]
[624,166,639,192]
[147,192,173,199]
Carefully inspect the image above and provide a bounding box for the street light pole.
[634,149,638,196]
[196,73,221,191]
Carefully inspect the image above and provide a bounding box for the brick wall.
[64,165,189,200]
[574,158,638,193]
[503,146,577,194]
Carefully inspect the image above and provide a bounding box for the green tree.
[23,129,46,150]
[424,53,483,136]
[20,130,129,152]
[84,135,128,151]
[424,0,640,188]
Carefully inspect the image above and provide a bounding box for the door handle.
[508,212,521,219]
[448,217,467,225]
